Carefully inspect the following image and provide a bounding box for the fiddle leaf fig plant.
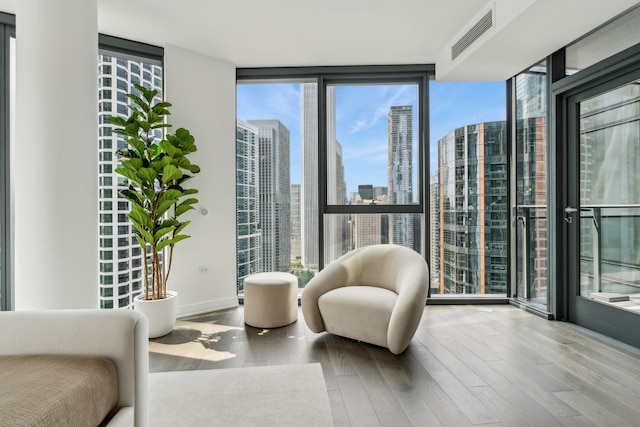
[110,83,200,301]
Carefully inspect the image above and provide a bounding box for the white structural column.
[14,0,98,308]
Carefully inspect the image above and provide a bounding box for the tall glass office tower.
[438,121,508,294]
[248,120,291,273]
[388,105,415,250]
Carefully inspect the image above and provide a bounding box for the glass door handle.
[565,206,578,223]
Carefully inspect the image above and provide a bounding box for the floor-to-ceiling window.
[322,74,426,268]
[0,14,14,311]
[429,81,507,297]
[236,67,429,295]
[236,80,317,293]
[511,61,549,314]
[97,36,163,309]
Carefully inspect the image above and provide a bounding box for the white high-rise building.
[236,120,261,293]
[301,84,346,269]
[388,105,414,250]
[248,120,291,273]
[97,54,163,309]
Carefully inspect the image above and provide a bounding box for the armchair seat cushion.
[319,286,397,348]
[0,355,118,427]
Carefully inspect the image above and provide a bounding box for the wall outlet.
[198,265,212,274]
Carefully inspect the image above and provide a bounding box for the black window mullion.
[0,21,12,311]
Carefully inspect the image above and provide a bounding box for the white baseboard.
[176,296,239,318]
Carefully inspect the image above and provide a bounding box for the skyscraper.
[290,183,301,264]
[388,105,415,250]
[98,54,163,309]
[438,121,508,294]
[301,84,346,269]
[301,83,319,270]
[248,120,291,273]
[236,120,261,293]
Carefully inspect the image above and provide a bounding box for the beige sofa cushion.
[0,355,118,427]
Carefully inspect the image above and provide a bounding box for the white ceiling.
[1,0,638,80]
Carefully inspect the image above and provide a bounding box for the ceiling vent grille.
[451,9,494,61]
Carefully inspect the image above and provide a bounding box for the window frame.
[0,12,15,311]
[237,65,432,271]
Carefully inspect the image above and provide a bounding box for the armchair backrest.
[351,244,426,294]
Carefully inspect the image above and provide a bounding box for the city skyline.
[236,81,506,193]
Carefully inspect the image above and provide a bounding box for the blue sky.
[237,81,505,194]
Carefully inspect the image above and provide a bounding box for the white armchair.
[0,309,149,426]
[301,244,429,354]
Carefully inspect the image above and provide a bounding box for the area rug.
[149,363,334,426]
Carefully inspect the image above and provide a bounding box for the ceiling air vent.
[451,9,494,61]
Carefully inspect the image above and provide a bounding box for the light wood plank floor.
[149,305,640,426]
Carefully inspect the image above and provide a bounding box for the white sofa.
[301,244,429,354]
[0,309,148,426]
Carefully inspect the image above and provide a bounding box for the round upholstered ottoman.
[244,272,298,328]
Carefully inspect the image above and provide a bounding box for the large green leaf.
[127,93,150,112]
[114,167,141,186]
[159,139,180,157]
[120,189,144,208]
[175,198,198,217]
[129,205,153,229]
[110,116,127,127]
[156,200,176,217]
[134,83,158,103]
[154,226,176,241]
[158,189,182,204]
[157,234,190,251]
[137,167,158,183]
[162,165,183,183]
[135,235,147,249]
[138,227,155,244]
[122,158,143,172]
[174,220,191,236]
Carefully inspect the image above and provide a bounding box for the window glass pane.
[327,84,419,206]
[515,61,548,309]
[323,213,421,265]
[566,5,640,75]
[98,51,162,308]
[236,81,318,293]
[430,81,507,295]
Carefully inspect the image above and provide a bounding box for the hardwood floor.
[149,305,640,426]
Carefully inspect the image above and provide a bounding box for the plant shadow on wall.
[110,83,200,338]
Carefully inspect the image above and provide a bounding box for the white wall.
[14,0,98,309]
[164,44,238,316]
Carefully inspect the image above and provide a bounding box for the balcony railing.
[579,204,640,297]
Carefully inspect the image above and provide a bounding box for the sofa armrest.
[0,309,148,427]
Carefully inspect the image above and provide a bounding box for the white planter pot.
[134,291,178,338]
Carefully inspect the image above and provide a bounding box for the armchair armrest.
[301,247,365,332]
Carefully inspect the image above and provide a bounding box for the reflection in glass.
[578,80,640,313]
[514,61,548,309]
